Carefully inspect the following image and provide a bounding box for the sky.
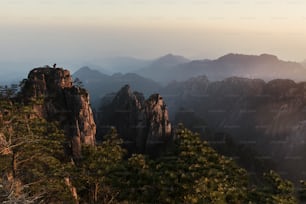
[0,0,306,76]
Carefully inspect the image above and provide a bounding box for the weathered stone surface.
[144,94,171,142]
[21,67,96,158]
[98,85,172,153]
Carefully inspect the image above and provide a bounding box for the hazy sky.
[0,0,306,71]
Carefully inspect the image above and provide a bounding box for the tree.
[0,100,74,203]
[152,124,249,203]
[248,170,296,204]
[113,154,157,203]
[70,128,125,203]
[0,96,298,203]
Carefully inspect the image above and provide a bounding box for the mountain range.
[72,66,161,107]
[72,53,306,182]
[75,53,306,85]
[2,66,298,203]
[135,53,306,83]
[86,56,151,74]
[136,54,190,84]
[73,53,306,108]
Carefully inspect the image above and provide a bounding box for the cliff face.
[98,85,171,153]
[21,67,96,158]
[144,94,171,142]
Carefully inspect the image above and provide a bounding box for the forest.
[0,83,302,204]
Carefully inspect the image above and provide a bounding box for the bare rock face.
[21,67,96,158]
[98,85,144,141]
[144,94,172,142]
[98,85,172,153]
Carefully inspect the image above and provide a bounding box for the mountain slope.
[73,67,162,107]
[73,66,109,82]
[136,54,190,84]
[161,75,306,182]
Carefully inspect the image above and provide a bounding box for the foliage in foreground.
[0,100,73,203]
[0,98,298,203]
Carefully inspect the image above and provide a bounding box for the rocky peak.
[21,67,96,159]
[144,94,171,143]
[98,86,171,154]
[98,85,144,141]
[112,85,143,109]
[26,67,72,98]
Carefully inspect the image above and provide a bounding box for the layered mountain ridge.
[73,66,161,107]
[161,75,306,181]
[135,53,306,83]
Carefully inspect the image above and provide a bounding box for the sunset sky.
[0,0,306,67]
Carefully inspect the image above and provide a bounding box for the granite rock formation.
[98,85,171,153]
[20,67,96,158]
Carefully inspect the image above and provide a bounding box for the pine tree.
[70,127,125,203]
[0,100,74,203]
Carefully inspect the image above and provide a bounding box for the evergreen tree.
[0,95,299,203]
[0,100,74,203]
[153,125,249,203]
[71,128,125,203]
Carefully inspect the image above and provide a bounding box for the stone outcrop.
[21,67,96,158]
[98,85,171,153]
[143,94,171,143]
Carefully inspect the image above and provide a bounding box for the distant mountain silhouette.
[73,67,161,107]
[136,53,306,83]
[136,54,190,84]
[150,54,190,67]
[74,66,109,81]
[77,64,113,75]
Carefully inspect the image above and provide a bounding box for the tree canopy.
[0,91,299,203]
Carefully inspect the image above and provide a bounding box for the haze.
[0,0,306,78]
